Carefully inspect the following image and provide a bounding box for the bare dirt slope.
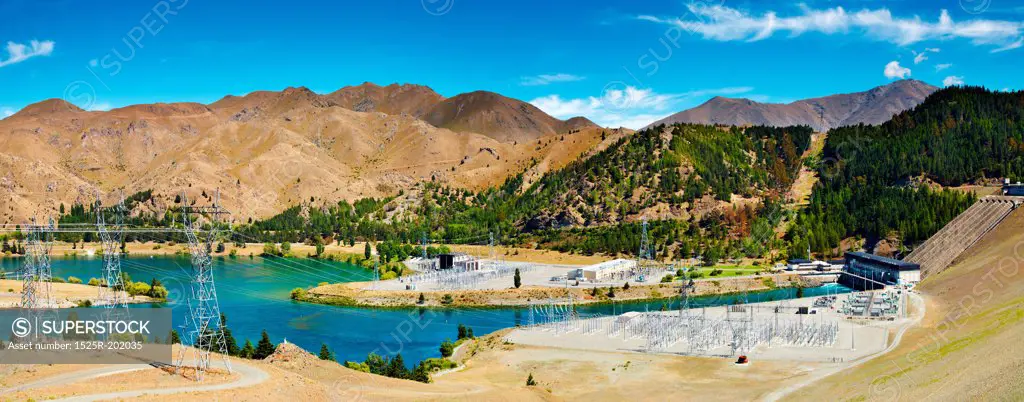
[790,208,1024,401]
[421,90,598,143]
[0,87,618,224]
[648,79,937,132]
[327,82,445,117]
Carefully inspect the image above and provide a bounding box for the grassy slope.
[791,208,1024,401]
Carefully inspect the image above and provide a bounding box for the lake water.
[0,256,852,365]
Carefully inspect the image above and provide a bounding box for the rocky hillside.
[421,91,597,143]
[327,83,598,143]
[0,86,620,224]
[648,80,938,132]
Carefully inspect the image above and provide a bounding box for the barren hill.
[422,91,598,143]
[326,82,445,117]
[0,89,620,224]
[648,79,938,132]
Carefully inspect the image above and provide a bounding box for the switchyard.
[507,291,906,363]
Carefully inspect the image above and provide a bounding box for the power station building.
[437,253,480,271]
[572,259,638,282]
[842,251,920,289]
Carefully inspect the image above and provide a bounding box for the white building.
[579,259,638,282]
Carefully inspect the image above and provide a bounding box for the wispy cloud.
[530,85,753,129]
[0,40,55,67]
[638,6,1024,52]
[935,63,953,71]
[519,73,586,86]
[86,102,112,112]
[1,107,15,118]
[913,48,939,64]
[992,36,1024,52]
[884,61,911,79]
[943,75,965,86]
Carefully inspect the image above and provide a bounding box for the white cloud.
[520,73,586,86]
[0,40,55,68]
[1,107,14,118]
[943,76,965,86]
[884,61,912,79]
[912,48,939,64]
[530,85,753,129]
[86,102,112,111]
[639,6,1024,52]
[992,36,1024,52]
[935,63,953,71]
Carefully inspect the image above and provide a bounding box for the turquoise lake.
[0,256,852,365]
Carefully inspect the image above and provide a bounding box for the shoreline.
[298,273,827,308]
[0,279,162,308]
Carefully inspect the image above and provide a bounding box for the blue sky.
[0,0,1021,128]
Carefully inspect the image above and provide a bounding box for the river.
[0,255,852,365]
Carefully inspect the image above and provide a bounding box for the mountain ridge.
[647,80,939,132]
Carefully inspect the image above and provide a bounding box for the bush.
[148,286,169,299]
[290,288,307,300]
[87,278,102,286]
[439,339,454,358]
[526,373,537,386]
[345,361,370,372]
[150,285,169,298]
[68,276,82,284]
[126,282,151,297]
[262,243,281,257]
[76,299,92,307]
[420,357,457,372]
[441,294,454,305]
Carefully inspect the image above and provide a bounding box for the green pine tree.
[253,330,276,359]
[240,339,255,359]
[318,343,334,361]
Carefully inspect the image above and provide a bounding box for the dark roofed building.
[842,251,920,290]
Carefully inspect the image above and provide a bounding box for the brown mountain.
[328,84,598,143]
[647,79,939,132]
[0,85,620,224]
[326,82,445,117]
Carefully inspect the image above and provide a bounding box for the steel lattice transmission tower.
[639,217,650,261]
[176,191,232,381]
[20,218,55,309]
[96,194,130,313]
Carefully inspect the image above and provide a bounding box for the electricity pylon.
[176,191,231,381]
[96,194,129,314]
